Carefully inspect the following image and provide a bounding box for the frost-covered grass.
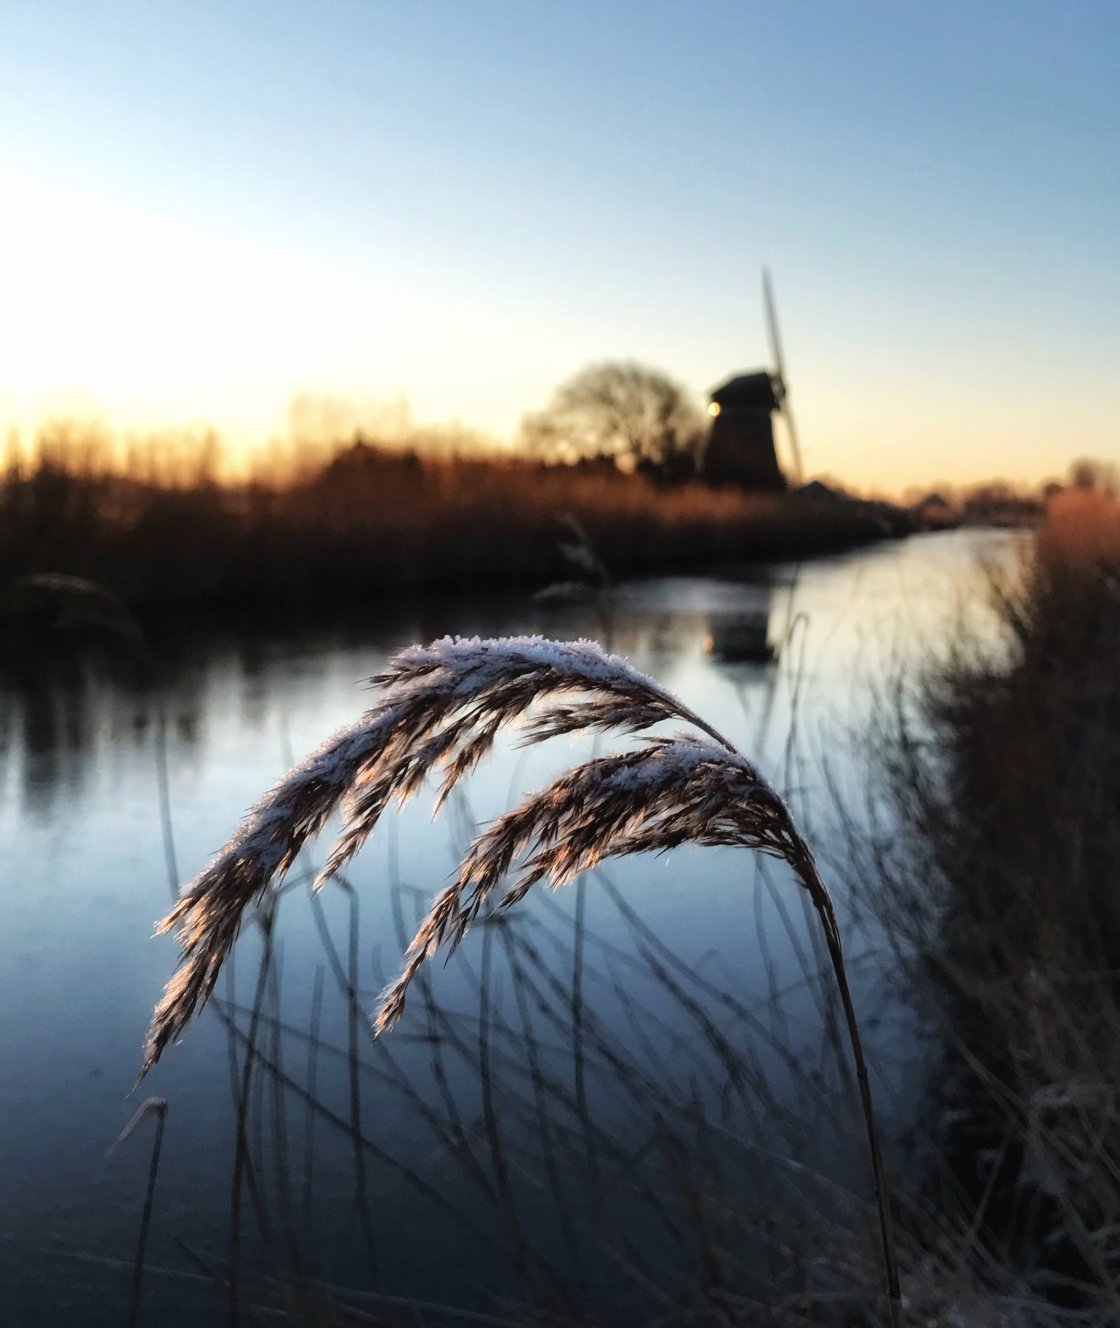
[142,633,901,1325]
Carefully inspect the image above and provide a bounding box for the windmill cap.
[709,373,779,411]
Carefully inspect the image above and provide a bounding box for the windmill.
[702,269,804,490]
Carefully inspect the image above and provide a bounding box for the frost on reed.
[143,636,716,1071]
[376,736,804,1032]
[141,634,900,1323]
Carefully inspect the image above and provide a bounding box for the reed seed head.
[141,635,807,1074]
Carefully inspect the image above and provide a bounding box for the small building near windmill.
[702,373,787,491]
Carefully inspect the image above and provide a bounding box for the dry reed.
[142,634,901,1324]
[865,491,1120,1318]
[2,428,905,610]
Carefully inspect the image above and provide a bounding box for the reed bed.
[1,427,902,612]
[857,488,1120,1321]
[141,634,902,1325]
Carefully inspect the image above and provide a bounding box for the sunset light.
[4,6,1120,1324]
[1,3,1116,490]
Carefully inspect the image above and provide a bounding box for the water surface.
[0,529,1020,1324]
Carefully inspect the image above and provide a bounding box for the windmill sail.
[763,268,803,484]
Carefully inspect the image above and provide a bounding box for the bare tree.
[520,361,704,477]
[1070,457,1119,495]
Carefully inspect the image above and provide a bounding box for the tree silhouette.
[1070,457,1119,495]
[521,361,704,479]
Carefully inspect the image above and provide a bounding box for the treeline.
[0,428,901,613]
[904,457,1120,530]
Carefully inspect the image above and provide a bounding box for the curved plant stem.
[129,1101,167,1328]
[142,633,904,1321]
[798,853,902,1328]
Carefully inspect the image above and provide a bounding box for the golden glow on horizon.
[1,167,1115,496]
[0,167,538,451]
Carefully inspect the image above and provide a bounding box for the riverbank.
[1,437,914,614]
[870,487,1120,1319]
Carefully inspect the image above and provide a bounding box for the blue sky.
[1,0,1116,489]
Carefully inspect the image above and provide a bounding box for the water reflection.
[704,573,782,666]
[1,571,789,817]
[1,635,176,818]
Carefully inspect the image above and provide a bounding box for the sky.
[1,0,1117,491]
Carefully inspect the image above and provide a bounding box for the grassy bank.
[872,488,1120,1317]
[1,428,907,613]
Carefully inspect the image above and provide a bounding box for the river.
[0,528,1022,1325]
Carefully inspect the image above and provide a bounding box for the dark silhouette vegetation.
[520,360,707,480]
[1,424,907,614]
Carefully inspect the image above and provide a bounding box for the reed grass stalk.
[107,1096,169,1328]
[142,634,901,1323]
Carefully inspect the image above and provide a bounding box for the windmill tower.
[703,270,804,491]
